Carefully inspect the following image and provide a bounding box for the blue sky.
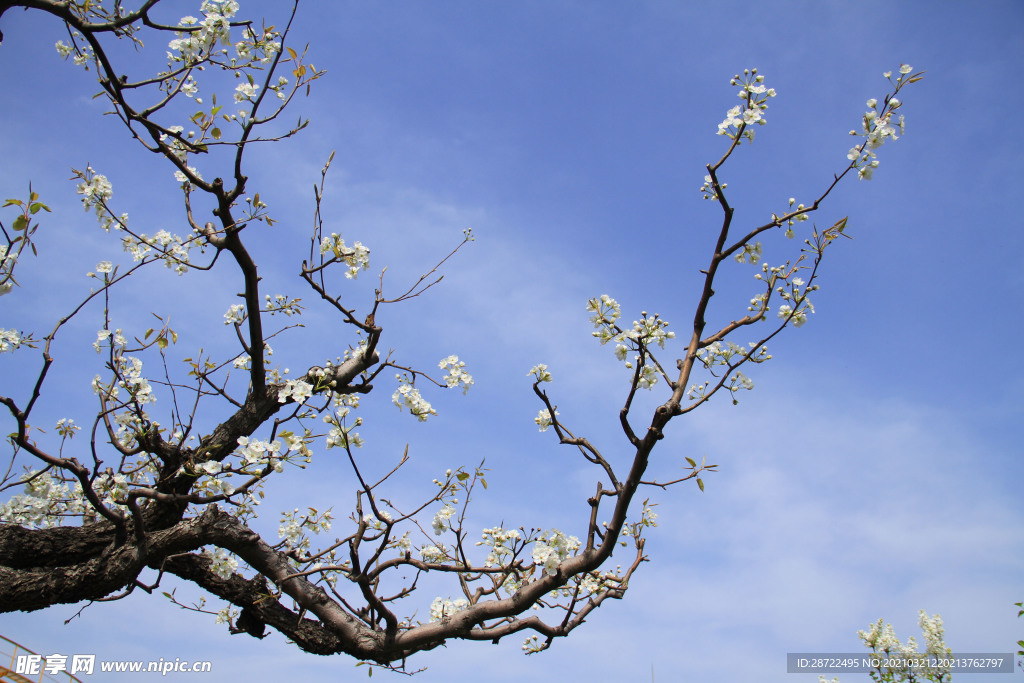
[1,1,1022,681]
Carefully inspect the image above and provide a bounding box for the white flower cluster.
[55,418,81,438]
[167,1,239,66]
[215,607,238,625]
[0,328,29,353]
[699,174,727,201]
[202,547,238,580]
[114,356,156,405]
[527,364,552,383]
[192,432,307,488]
[76,167,112,220]
[264,293,303,317]
[122,229,195,275]
[278,507,333,551]
[687,341,770,401]
[158,125,204,186]
[775,276,815,328]
[233,81,259,103]
[431,503,456,535]
[716,68,777,143]
[734,241,762,264]
[856,610,952,679]
[94,327,128,356]
[438,355,473,394]
[392,374,436,421]
[419,544,448,564]
[587,294,622,343]
[782,197,811,238]
[223,304,246,325]
[277,378,313,404]
[319,233,370,279]
[54,38,94,68]
[534,408,557,432]
[362,510,392,531]
[531,529,580,577]
[0,244,16,296]
[0,471,88,529]
[848,64,914,180]
[77,168,196,270]
[93,471,131,508]
[232,21,281,66]
[578,567,625,597]
[476,526,521,567]
[236,435,291,473]
[323,405,363,450]
[429,596,469,622]
[587,295,674,389]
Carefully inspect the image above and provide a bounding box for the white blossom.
[278,379,313,404]
[233,82,259,103]
[223,304,246,325]
[202,548,238,580]
[439,355,474,394]
[429,596,469,622]
[531,529,580,576]
[432,504,456,535]
[534,408,557,432]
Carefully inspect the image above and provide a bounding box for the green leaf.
[287,46,297,60]
[12,214,27,232]
[457,472,469,482]
[29,202,50,214]
[211,127,221,140]
[685,456,696,468]
[144,329,154,340]
[696,478,705,492]
[2,198,22,207]
[157,337,168,350]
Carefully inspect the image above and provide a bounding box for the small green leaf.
[144,329,154,340]
[2,198,22,207]
[157,337,168,350]
[685,456,696,468]
[287,46,297,60]
[29,202,50,214]
[12,215,27,232]
[211,127,221,140]
[457,472,469,482]
[696,478,705,492]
